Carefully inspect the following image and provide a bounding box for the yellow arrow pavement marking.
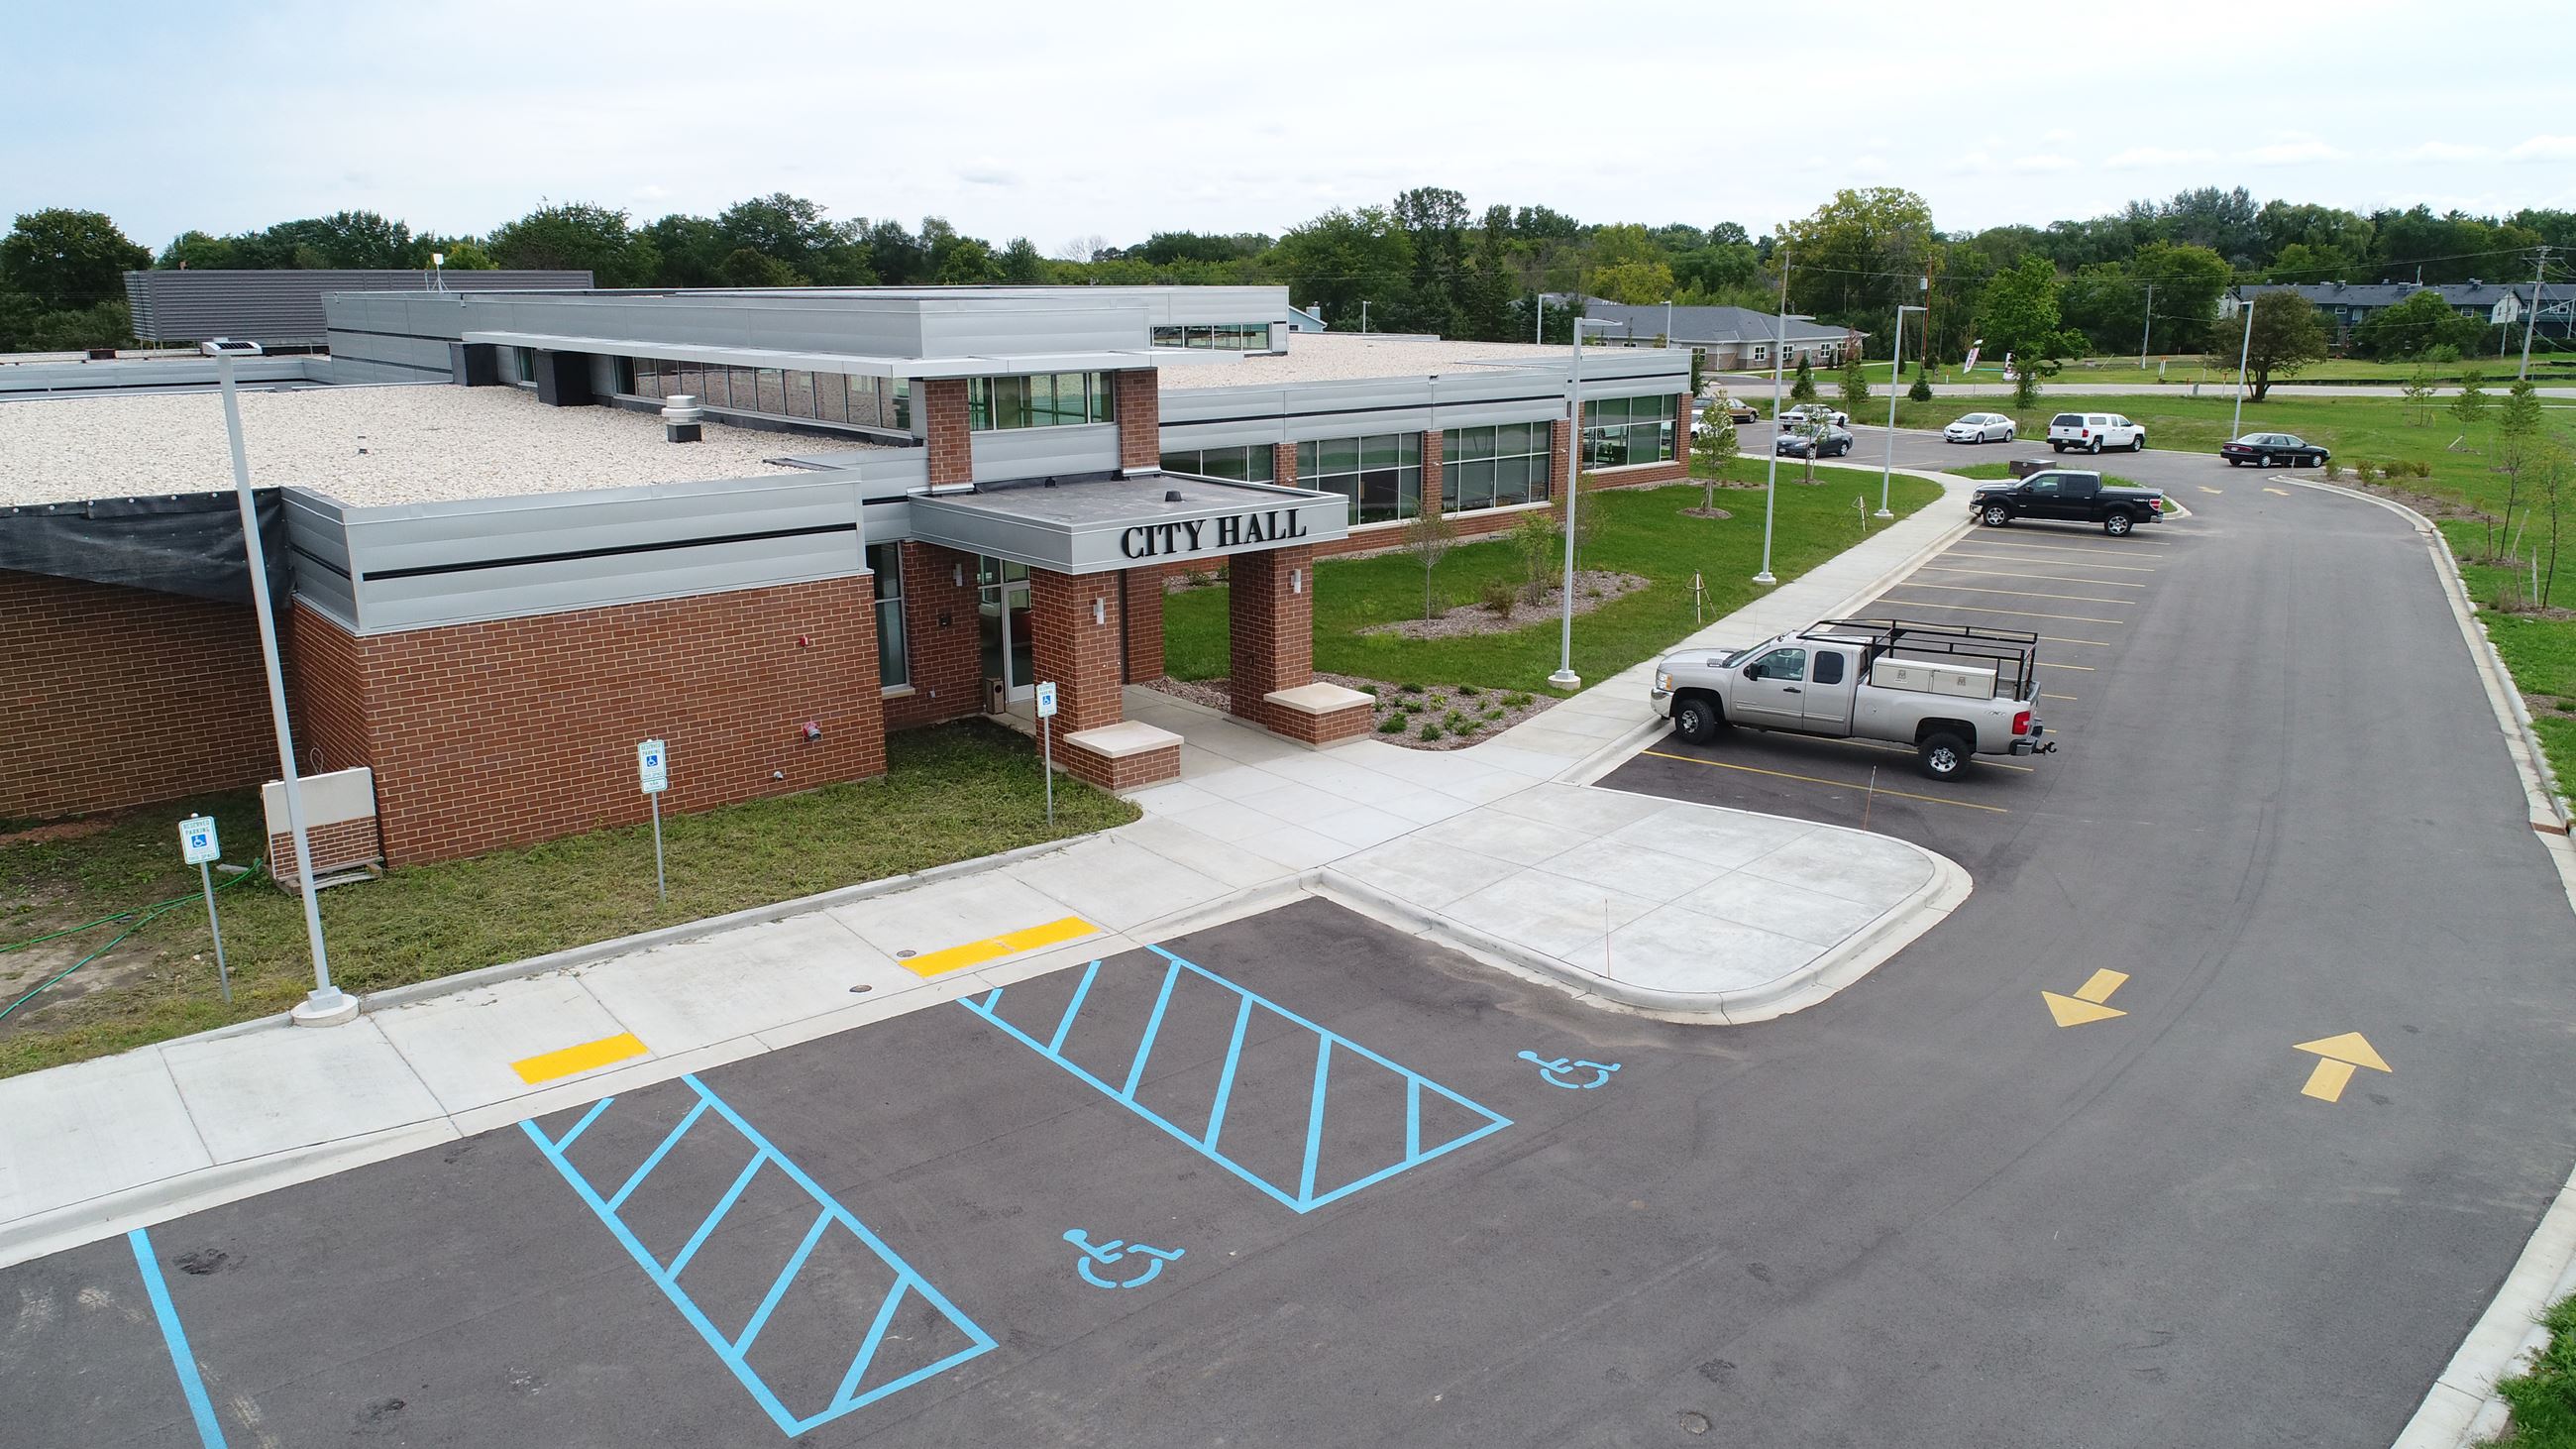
[2293,1032,2391,1102]
[2042,967,2129,1027]
[2264,486,2294,497]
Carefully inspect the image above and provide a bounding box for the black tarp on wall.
[0,490,288,605]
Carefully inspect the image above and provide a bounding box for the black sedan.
[1776,424,1856,459]
[2219,432,2330,468]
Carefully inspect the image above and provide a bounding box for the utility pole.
[2230,294,2256,440]
[1756,256,1789,586]
[2522,246,2548,382]
[2138,280,2154,371]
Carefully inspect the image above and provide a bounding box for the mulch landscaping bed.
[1357,571,1649,642]
[1144,671,1556,751]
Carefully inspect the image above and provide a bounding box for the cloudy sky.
[7,0,2571,253]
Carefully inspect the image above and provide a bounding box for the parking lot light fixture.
[1551,316,1617,691]
[1756,260,1792,586]
[1880,289,1927,519]
[203,338,356,1028]
[2230,294,2255,442]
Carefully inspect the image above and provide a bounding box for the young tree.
[2401,365,2436,426]
[2450,369,2490,430]
[1790,353,1818,402]
[2493,379,2546,561]
[1983,255,2085,402]
[1907,370,1935,402]
[1401,502,1454,622]
[2207,293,2327,402]
[1692,410,1740,511]
[2353,288,2488,361]
[1839,353,1871,413]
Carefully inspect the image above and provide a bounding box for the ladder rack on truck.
[1809,617,2041,702]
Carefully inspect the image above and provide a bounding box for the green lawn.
[1748,354,2570,390]
[1162,460,1943,693]
[0,722,1136,1077]
[2485,1291,2576,1448]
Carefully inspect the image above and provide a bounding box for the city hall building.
[1,284,1689,870]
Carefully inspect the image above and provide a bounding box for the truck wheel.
[2131,433,2147,452]
[1917,732,1970,781]
[1672,695,1722,744]
[2051,441,2066,453]
[2089,437,2104,454]
[1982,503,2010,526]
[2103,511,2134,536]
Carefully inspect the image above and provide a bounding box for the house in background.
[1286,302,1328,332]
[1553,296,1863,374]
[2225,279,2575,348]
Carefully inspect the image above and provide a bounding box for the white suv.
[2048,411,2146,454]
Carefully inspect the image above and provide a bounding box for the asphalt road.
[4,448,2571,1448]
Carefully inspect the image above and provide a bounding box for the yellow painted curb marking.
[513,1032,649,1085]
[901,916,1102,978]
[2042,968,2128,1027]
[2294,1032,2390,1103]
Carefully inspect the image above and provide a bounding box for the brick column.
[1549,415,1574,514]
[1026,567,1125,734]
[1272,441,1298,486]
[884,541,982,729]
[1420,426,1445,516]
[1120,564,1166,684]
[1229,545,1312,726]
[922,377,972,485]
[1114,370,1160,471]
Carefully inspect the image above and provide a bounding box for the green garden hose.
[0,860,266,1022]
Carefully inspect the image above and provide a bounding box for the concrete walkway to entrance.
[0,471,1975,1269]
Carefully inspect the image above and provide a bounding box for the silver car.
[1944,411,2015,443]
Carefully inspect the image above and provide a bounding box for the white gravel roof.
[1156,332,1593,390]
[0,384,863,509]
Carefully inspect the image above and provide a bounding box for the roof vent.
[1165,489,1184,502]
[661,394,703,443]
[1042,476,1058,489]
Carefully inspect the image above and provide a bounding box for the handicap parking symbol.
[1518,1051,1621,1089]
[1063,1228,1185,1289]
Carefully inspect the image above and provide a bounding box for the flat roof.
[0,385,854,510]
[1156,332,1611,390]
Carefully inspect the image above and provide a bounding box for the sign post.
[178,816,229,1003]
[1034,682,1058,830]
[637,738,669,903]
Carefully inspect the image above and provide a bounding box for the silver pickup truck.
[1650,617,2057,779]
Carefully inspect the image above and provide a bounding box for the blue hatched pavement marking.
[958,944,1512,1214]
[520,1073,996,1435]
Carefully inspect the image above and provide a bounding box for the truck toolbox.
[1869,659,1997,700]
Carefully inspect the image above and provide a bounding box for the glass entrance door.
[977,557,1034,703]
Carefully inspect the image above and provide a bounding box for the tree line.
[3,185,2569,364]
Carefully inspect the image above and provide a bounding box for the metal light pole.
[2521,246,2548,382]
[1755,259,1791,586]
[1549,317,1615,691]
[2229,294,2256,442]
[430,251,445,292]
[2137,279,2154,371]
[1878,293,1927,519]
[206,340,356,1027]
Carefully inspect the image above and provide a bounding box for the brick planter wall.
[1062,736,1180,793]
[0,569,278,821]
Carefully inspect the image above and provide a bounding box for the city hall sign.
[1118,508,1311,560]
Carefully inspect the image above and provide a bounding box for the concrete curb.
[2290,478,2576,1449]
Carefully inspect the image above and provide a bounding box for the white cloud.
[958,162,1020,187]
[633,183,671,200]
[1946,150,1998,175]
[2042,128,2076,145]
[2395,141,2489,163]
[2507,135,2576,163]
[2245,138,2349,165]
[2010,154,2075,173]
[2104,146,2216,169]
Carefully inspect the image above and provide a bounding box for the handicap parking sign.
[178,815,219,865]
[637,738,668,794]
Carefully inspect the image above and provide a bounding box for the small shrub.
[1418,722,1445,741]
[1457,684,1480,698]
[2351,460,2377,483]
[1501,692,1534,709]
[1377,716,1406,734]
[1400,682,1425,695]
[1359,684,1380,697]
[1480,577,1517,615]
[2422,342,2462,363]
[2412,460,2431,479]
[1444,709,1472,730]
[1484,707,1505,721]
[2323,458,2343,480]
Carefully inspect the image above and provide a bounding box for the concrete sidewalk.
[0,470,1976,1269]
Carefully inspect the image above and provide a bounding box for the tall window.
[1160,445,1276,483]
[1151,323,1272,350]
[1581,393,1678,468]
[868,543,907,688]
[1439,423,1553,512]
[966,373,1116,430]
[1298,433,1422,525]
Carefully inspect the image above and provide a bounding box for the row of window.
[965,373,1116,431]
[1441,423,1555,513]
[1159,444,1276,483]
[1581,392,1678,469]
[1151,323,1273,351]
[625,357,912,431]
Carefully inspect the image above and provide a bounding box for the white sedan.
[1944,412,2016,443]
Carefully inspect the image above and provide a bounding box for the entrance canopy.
[906,471,1348,575]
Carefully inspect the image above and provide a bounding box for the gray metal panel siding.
[968,424,1121,481]
[283,490,360,628]
[123,271,591,345]
[916,300,1145,359]
[0,355,321,395]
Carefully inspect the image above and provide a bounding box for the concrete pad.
[1331,839,1514,911]
[1676,870,1895,947]
[1366,785,1476,827]
[1470,742,1586,778]
[1242,752,1408,800]
[1408,809,1583,867]
[1188,763,1305,805]
[1232,780,1370,829]
[1161,798,1299,846]
[1220,819,1351,871]
[1575,902,1822,995]
[1445,870,1660,960]
[1486,781,1668,836]
[1116,817,1299,890]
[371,972,637,1115]
[824,869,1086,960]
[159,1019,444,1165]
[1124,779,1229,817]
[0,1049,211,1222]
[1533,836,1733,905]
[1736,830,1934,909]
[1007,836,1231,932]
[1517,709,1640,741]
[1297,803,1422,851]
[573,912,900,1052]
[1608,802,1816,869]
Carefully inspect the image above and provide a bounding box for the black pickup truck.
[1970,469,2166,536]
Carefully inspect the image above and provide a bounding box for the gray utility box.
[1869,658,1997,700]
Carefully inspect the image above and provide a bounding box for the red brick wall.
[1026,567,1125,734]
[296,578,886,865]
[1120,564,1166,684]
[923,377,972,486]
[1273,441,1297,487]
[268,816,383,889]
[1421,426,1445,516]
[288,599,374,777]
[1067,739,1179,793]
[0,569,278,821]
[1115,371,1160,470]
[1227,545,1314,732]
[882,541,984,730]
